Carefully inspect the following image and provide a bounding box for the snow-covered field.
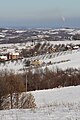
[44,49,80,70]
[0,86,80,120]
[0,48,80,73]
[0,40,80,73]
[49,40,80,45]
[0,40,80,48]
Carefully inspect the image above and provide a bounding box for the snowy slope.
[32,86,80,107]
[44,49,80,70]
[0,86,80,120]
[0,49,80,73]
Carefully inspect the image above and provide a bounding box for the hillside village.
[0,28,80,72]
[0,40,80,70]
[0,40,80,60]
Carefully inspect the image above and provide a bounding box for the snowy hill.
[32,86,80,108]
[0,86,80,120]
[0,48,80,73]
[44,49,80,70]
[0,27,80,44]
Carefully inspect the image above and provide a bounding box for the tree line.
[0,67,80,109]
[26,67,80,91]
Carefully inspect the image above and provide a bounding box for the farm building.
[0,55,7,61]
[32,59,42,66]
[8,52,20,60]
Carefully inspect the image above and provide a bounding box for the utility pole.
[26,74,27,92]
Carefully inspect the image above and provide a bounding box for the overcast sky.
[0,0,80,28]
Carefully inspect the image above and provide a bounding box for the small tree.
[0,79,6,109]
[21,93,36,109]
[5,71,25,109]
[14,74,25,108]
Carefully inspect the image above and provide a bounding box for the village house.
[0,52,20,61]
[8,52,20,60]
[0,55,7,61]
[31,59,42,66]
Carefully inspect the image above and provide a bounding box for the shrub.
[20,93,36,109]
